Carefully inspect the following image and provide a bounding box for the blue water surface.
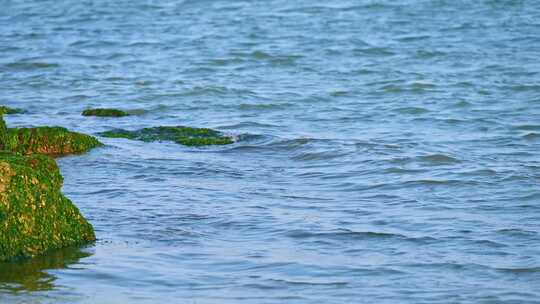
[1,0,539,303]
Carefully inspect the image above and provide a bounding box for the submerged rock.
[0,106,25,115]
[100,126,234,146]
[82,108,130,117]
[0,152,95,261]
[4,126,102,156]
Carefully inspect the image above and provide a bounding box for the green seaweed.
[82,108,130,117]
[4,126,103,156]
[0,106,25,115]
[176,137,233,146]
[0,152,95,262]
[99,130,137,140]
[0,115,97,262]
[100,126,234,146]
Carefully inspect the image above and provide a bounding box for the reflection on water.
[0,246,92,293]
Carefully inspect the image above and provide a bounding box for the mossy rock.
[0,106,25,115]
[0,152,95,262]
[99,126,234,146]
[0,115,101,156]
[4,126,103,156]
[82,108,130,117]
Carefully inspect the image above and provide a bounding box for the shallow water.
[1,0,540,303]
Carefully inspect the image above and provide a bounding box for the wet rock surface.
[0,152,95,261]
[0,115,97,262]
[82,108,130,117]
[100,126,234,146]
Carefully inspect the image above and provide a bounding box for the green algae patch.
[82,108,130,117]
[0,106,25,115]
[99,130,137,140]
[0,153,95,262]
[99,126,234,146]
[4,127,103,156]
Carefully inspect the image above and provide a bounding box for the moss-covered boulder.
[0,152,95,261]
[82,108,130,117]
[0,115,97,262]
[99,126,234,146]
[4,126,102,156]
[0,106,25,115]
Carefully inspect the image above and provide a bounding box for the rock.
[82,108,130,117]
[100,126,234,146]
[0,115,98,261]
[4,126,103,156]
[0,106,25,115]
[0,152,95,261]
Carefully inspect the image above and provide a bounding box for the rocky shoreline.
[0,107,234,261]
[0,113,100,261]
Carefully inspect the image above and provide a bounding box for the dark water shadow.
[0,246,92,293]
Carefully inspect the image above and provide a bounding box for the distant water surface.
[1,0,539,303]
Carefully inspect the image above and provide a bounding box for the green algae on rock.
[0,106,25,115]
[100,126,234,146]
[82,108,130,117]
[4,126,102,156]
[0,152,95,261]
